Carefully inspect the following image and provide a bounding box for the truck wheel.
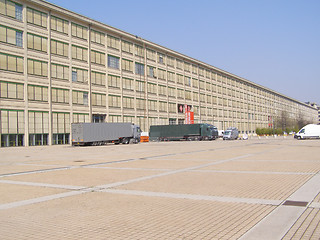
[122,138,129,144]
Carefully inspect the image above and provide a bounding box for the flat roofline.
[25,0,316,110]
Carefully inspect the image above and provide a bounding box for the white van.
[294,124,320,140]
[223,127,239,140]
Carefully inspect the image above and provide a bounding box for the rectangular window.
[123,96,134,109]
[28,111,49,138]
[177,89,184,99]
[72,67,88,83]
[167,56,175,67]
[108,74,120,88]
[192,65,198,74]
[185,90,191,100]
[135,45,144,57]
[71,23,87,40]
[121,58,133,72]
[121,40,133,54]
[27,7,47,28]
[91,50,105,65]
[51,63,68,80]
[147,66,156,78]
[0,109,24,134]
[158,85,167,96]
[158,53,165,64]
[51,15,69,34]
[72,90,88,105]
[136,98,146,110]
[158,69,166,80]
[176,74,183,84]
[136,80,145,92]
[184,76,191,86]
[73,113,89,123]
[28,85,48,102]
[52,88,69,104]
[147,82,157,94]
[146,48,156,61]
[148,100,157,111]
[0,0,23,21]
[168,87,175,97]
[135,62,144,75]
[167,72,175,82]
[0,25,23,47]
[28,59,48,76]
[207,94,212,103]
[91,29,105,45]
[192,78,199,88]
[108,94,121,108]
[176,59,183,69]
[206,69,211,79]
[91,71,105,85]
[92,92,106,107]
[0,52,23,73]
[159,101,167,112]
[107,35,119,50]
[0,81,23,99]
[199,67,204,76]
[52,112,70,145]
[184,62,191,72]
[200,93,206,103]
[122,77,134,91]
[72,45,88,62]
[199,80,205,90]
[193,92,199,101]
[51,39,68,57]
[26,33,47,52]
[107,55,119,69]
[169,102,176,113]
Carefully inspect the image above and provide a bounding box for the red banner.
[185,105,194,124]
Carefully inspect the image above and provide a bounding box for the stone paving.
[0,137,319,239]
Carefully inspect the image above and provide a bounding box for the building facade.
[0,0,318,147]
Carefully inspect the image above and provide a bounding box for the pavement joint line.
[191,169,315,175]
[0,191,86,210]
[0,179,86,190]
[85,166,171,171]
[83,166,314,176]
[239,171,320,240]
[0,166,78,178]
[99,189,282,206]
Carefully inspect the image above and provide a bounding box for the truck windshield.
[224,131,231,135]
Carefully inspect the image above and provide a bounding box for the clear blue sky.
[47,0,320,105]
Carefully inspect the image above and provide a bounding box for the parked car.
[223,127,239,140]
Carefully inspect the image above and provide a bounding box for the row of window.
[0,79,302,113]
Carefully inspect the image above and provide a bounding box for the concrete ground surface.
[0,137,319,239]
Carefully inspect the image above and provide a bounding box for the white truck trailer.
[294,124,320,140]
[72,122,141,146]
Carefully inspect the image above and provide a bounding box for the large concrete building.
[0,0,318,147]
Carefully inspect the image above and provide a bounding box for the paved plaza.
[0,137,319,239]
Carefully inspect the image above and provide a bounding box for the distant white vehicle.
[218,130,224,138]
[223,127,239,140]
[294,124,320,140]
[242,133,248,140]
